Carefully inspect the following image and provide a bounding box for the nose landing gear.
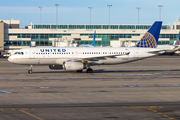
[28,65,33,74]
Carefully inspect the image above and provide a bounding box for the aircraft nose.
[8,56,13,63]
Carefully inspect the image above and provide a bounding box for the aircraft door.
[29,48,36,59]
[134,48,138,58]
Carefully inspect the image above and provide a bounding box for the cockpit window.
[14,52,24,55]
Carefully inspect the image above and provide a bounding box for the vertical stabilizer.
[92,30,96,47]
[136,21,162,48]
[175,32,180,45]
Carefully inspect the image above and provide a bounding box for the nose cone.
[8,56,14,63]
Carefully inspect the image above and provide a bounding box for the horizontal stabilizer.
[148,49,165,54]
[174,45,180,49]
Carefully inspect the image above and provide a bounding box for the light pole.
[107,5,112,29]
[55,4,59,29]
[158,5,163,21]
[38,6,43,24]
[136,7,141,25]
[88,7,93,25]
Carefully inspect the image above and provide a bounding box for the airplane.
[8,21,165,74]
[157,31,180,55]
[78,30,96,47]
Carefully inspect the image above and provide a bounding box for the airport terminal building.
[1,19,180,51]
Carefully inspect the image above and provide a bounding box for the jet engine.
[63,61,85,70]
[49,65,63,69]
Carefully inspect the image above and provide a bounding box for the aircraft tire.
[86,68,93,73]
[28,70,32,74]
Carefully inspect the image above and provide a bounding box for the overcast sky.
[0,0,179,27]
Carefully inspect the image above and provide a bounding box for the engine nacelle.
[63,61,84,70]
[49,65,63,70]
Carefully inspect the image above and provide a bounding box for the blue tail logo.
[136,21,162,48]
[92,30,96,47]
[175,32,180,45]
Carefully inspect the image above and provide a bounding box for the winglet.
[175,32,180,45]
[92,30,96,47]
[136,21,162,48]
[126,52,130,55]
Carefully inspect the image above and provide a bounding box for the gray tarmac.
[0,56,180,120]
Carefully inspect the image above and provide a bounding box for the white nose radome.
[8,56,14,63]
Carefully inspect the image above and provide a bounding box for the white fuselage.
[8,47,162,66]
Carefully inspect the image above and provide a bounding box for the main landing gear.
[86,68,93,73]
[76,63,93,73]
[28,65,33,74]
[86,63,93,73]
[76,69,93,73]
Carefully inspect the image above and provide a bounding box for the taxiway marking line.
[123,106,175,120]
[148,108,174,120]
[19,110,43,120]
[0,108,42,120]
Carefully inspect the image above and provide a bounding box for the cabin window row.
[35,52,126,55]
[82,52,126,54]
[36,52,71,55]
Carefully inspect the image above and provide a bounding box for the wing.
[68,52,130,62]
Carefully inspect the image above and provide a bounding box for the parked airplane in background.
[157,32,180,55]
[79,30,96,47]
[82,28,180,55]
[8,21,164,74]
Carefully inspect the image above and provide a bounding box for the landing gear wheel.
[86,68,93,73]
[28,65,33,74]
[76,70,83,73]
[28,70,32,74]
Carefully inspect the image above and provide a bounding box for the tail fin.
[175,32,180,45]
[92,30,96,47]
[136,21,162,48]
